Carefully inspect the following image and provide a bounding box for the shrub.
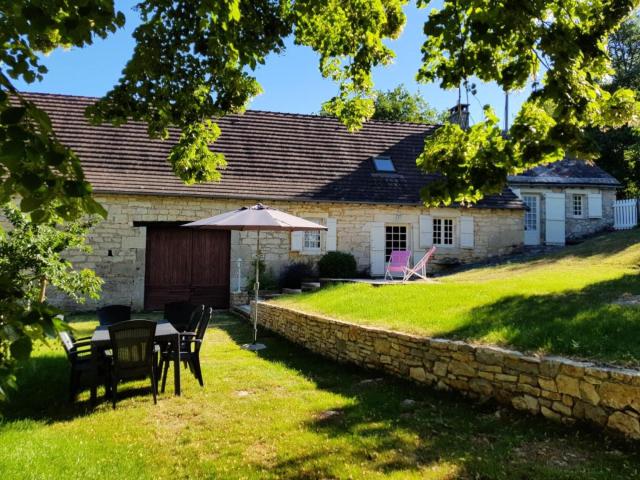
[318,251,357,278]
[279,262,316,289]
[248,258,278,292]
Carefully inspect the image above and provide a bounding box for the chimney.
[448,103,470,129]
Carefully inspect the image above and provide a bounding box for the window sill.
[299,249,322,256]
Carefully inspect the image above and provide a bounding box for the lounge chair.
[384,250,412,281]
[403,246,437,282]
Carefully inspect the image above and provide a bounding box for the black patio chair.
[59,331,109,403]
[164,301,196,332]
[97,305,131,326]
[108,320,158,409]
[160,307,212,391]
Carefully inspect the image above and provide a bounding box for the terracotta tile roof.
[23,92,523,209]
[508,158,620,187]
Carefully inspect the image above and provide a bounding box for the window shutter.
[588,193,603,218]
[370,222,385,276]
[419,215,433,248]
[326,218,337,251]
[290,231,303,251]
[545,192,566,245]
[459,216,474,249]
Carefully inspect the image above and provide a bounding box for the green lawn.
[275,229,640,366]
[1,313,639,479]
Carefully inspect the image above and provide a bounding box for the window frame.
[432,217,455,247]
[301,218,323,254]
[372,156,396,173]
[384,224,408,262]
[571,194,586,218]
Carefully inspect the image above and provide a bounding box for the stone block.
[556,374,580,397]
[579,380,600,406]
[374,338,390,355]
[495,373,518,383]
[552,401,572,417]
[433,361,448,377]
[538,377,557,392]
[448,360,476,377]
[469,378,493,396]
[512,395,539,413]
[410,367,427,382]
[541,406,562,422]
[608,411,640,439]
[600,382,640,411]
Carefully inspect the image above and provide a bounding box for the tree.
[0,203,102,400]
[590,15,640,197]
[321,85,444,124]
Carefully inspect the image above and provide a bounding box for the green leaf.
[10,337,32,362]
[0,107,26,125]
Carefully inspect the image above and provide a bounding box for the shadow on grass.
[447,273,640,365]
[219,315,640,479]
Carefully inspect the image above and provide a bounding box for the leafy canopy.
[321,84,445,124]
[4,1,640,213]
[590,14,640,197]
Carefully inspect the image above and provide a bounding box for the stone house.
[508,159,620,245]
[26,93,529,311]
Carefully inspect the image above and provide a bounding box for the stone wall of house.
[254,301,640,440]
[41,194,523,311]
[564,188,616,240]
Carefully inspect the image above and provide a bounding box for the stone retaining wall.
[254,301,640,440]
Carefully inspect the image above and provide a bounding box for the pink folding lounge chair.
[403,246,437,282]
[384,250,412,281]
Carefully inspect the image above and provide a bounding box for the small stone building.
[508,159,620,245]
[26,93,526,312]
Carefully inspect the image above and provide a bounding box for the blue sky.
[15,1,533,126]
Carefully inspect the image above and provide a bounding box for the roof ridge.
[19,91,438,128]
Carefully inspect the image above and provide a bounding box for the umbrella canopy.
[183,203,326,351]
[183,203,327,231]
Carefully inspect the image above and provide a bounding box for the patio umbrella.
[183,203,327,350]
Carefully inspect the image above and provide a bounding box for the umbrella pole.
[244,229,266,351]
[254,230,260,343]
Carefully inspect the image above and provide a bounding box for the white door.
[523,194,540,245]
[545,192,566,245]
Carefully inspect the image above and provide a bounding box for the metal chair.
[97,305,131,326]
[161,307,212,391]
[108,320,158,409]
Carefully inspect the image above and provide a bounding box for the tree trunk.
[38,278,47,303]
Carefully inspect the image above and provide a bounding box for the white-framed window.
[303,230,321,251]
[385,225,407,261]
[433,218,454,246]
[572,194,585,218]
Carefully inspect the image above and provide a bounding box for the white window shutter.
[545,192,566,245]
[326,218,337,251]
[459,216,474,249]
[370,222,385,276]
[419,215,433,248]
[588,193,603,218]
[290,231,303,251]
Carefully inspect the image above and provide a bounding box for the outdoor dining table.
[91,320,182,396]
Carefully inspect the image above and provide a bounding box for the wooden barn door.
[145,226,230,310]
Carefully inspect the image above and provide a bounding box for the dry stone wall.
[255,301,640,440]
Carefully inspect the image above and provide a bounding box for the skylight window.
[373,156,395,172]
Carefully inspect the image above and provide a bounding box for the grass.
[1,313,640,479]
[274,229,640,366]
